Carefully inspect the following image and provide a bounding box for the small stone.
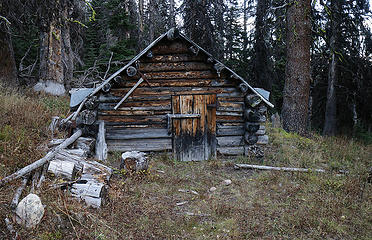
[222,179,232,186]
[16,194,44,228]
[209,187,217,192]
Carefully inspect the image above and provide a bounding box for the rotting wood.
[234,164,326,173]
[78,109,97,125]
[70,181,105,208]
[188,45,199,55]
[10,177,29,210]
[74,137,95,155]
[85,96,98,110]
[0,129,82,187]
[95,121,107,161]
[114,78,144,110]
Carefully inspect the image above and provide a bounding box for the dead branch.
[0,129,82,187]
[103,52,114,80]
[10,176,29,210]
[234,164,326,173]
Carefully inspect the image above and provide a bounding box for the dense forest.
[0,0,371,137]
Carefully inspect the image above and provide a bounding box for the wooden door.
[172,94,216,161]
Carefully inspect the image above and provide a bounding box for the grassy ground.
[0,88,371,239]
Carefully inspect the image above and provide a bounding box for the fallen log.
[234,164,326,173]
[0,129,82,187]
[10,177,29,210]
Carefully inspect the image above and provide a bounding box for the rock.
[16,194,44,228]
[33,80,65,96]
[209,187,217,192]
[121,151,148,172]
[222,179,232,186]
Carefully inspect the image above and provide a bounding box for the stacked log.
[47,136,112,208]
[243,93,268,157]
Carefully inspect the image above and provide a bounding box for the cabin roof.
[81,28,274,108]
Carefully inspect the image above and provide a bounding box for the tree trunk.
[0,28,18,87]
[281,0,311,135]
[254,0,273,91]
[61,9,74,91]
[169,0,176,28]
[37,20,66,96]
[323,0,341,136]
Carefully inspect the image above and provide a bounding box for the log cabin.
[70,28,274,161]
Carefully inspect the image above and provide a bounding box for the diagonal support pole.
[114,78,144,110]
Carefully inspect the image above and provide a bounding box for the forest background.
[0,0,371,138]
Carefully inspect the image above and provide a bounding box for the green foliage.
[81,0,135,75]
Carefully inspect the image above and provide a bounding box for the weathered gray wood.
[244,132,258,145]
[78,109,97,125]
[82,160,113,183]
[30,169,40,193]
[106,128,169,140]
[217,146,244,155]
[245,94,262,107]
[217,136,244,147]
[72,99,87,121]
[114,78,144,110]
[95,121,107,161]
[216,111,243,117]
[121,151,148,172]
[256,135,269,145]
[70,182,105,208]
[102,82,111,93]
[36,163,48,189]
[48,139,65,148]
[48,160,77,180]
[188,45,199,55]
[126,66,137,77]
[107,138,172,152]
[239,83,249,93]
[10,177,29,210]
[216,125,244,136]
[0,130,82,186]
[55,150,85,171]
[74,137,95,155]
[167,27,179,40]
[85,96,99,110]
[234,164,326,173]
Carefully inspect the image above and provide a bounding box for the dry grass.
[0,88,371,239]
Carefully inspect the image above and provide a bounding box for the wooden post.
[95,121,107,161]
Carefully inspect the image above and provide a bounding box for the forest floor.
[0,87,371,239]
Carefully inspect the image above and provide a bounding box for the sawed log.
[0,129,82,187]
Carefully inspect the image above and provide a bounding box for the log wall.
[96,38,267,156]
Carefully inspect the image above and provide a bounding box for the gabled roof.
[85,28,274,108]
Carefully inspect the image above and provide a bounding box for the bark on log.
[0,129,82,187]
[10,177,29,210]
[234,163,326,173]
